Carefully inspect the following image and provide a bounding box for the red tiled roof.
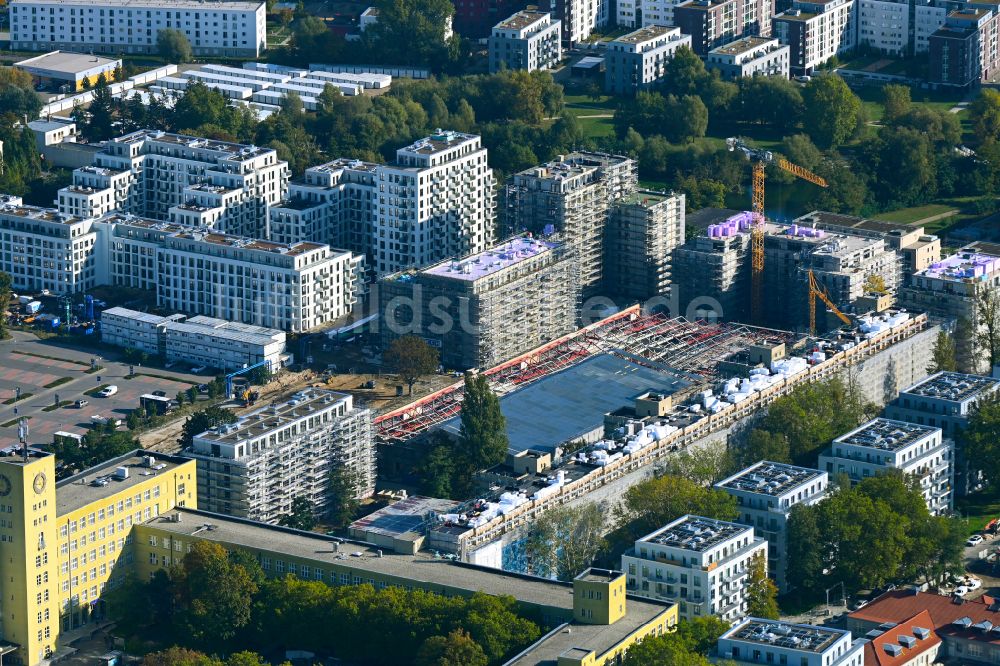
[851,590,1000,647]
[863,610,941,666]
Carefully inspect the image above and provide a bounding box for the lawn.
[957,491,1000,533]
[873,204,959,225]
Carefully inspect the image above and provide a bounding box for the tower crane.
[726,137,830,324]
[808,270,852,335]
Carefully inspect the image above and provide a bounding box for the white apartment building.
[186,389,375,523]
[605,25,692,95]
[819,418,954,515]
[489,11,563,73]
[373,130,495,276]
[557,0,609,45]
[622,515,767,623]
[100,307,287,371]
[715,462,828,593]
[717,618,865,666]
[59,130,289,239]
[617,0,684,28]
[706,37,791,79]
[0,195,100,294]
[774,0,857,76]
[857,0,946,55]
[9,0,266,58]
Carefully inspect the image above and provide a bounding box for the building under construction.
[505,152,638,298]
[672,211,905,330]
[184,389,375,524]
[378,235,581,371]
[604,190,686,303]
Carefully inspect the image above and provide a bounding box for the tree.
[674,617,732,655]
[962,391,1000,488]
[617,474,738,541]
[142,647,223,666]
[745,553,779,619]
[173,82,229,133]
[0,68,42,120]
[126,410,142,431]
[802,75,862,148]
[327,466,359,529]
[781,134,823,172]
[158,28,193,63]
[384,336,439,394]
[186,386,199,403]
[661,441,735,486]
[971,88,1000,143]
[622,636,710,666]
[928,330,957,373]
[416,630,488,666]
[738,430,791,466]
[180,406,237,448]
[366,0,458,70]
[524,503,607,581]
[0,271,12,339]
[459,373,509,469]
[882,84,912,123]
[175,391,186,407]
[977,287,1000,369]
[279,495,316,530]
[174,541,259,646]
[955,315,980,374]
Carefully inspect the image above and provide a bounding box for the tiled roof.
[863,610,941,666]
[851,590,1000,647]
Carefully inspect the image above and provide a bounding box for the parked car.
[190,365,208,374]
[967,577,983,590]
[954,585,971,597]
[197,384,209,394]
[796,75,812,82]
[967,534,985,547]
[98,385,118,397]
[91,415,121,428]
[164,361,177,369]
[850,599,869,611]
[74,399,89,408]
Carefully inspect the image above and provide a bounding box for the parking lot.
[0,331,210,447]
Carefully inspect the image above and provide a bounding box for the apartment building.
[555,0,609,45]
[489,11,563,72]
[616,0,689,28]
[673,0,774,56]
[184,389,374,523]
[671,213,752,321]
[929,7,1000,87]
[9,0,266,58]
[705,37,791,79]
[506,152,638,297]
[885,371,1000,495]
[59,130,289,239]
[604,25,693,95]
[379,236,580,370]
[0,195,100,295]
[451,0,524,38]
[100,307,287,371]
[0,449,196,666]
[856,0,947,55]
[818,417,954,515]
[715,462,829,593]
[622,515,767,622]
[774,0,857,76]
[717,618,865,666]
[603,190,685,302]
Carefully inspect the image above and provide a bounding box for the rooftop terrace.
[726,619,845,653]
[710,36,776,55]
[834,418,937,452]
[718,461,825,497]
[613,24,679,45]
[399,130,478,156]
[496,10,550,30]
[640,515,749,552]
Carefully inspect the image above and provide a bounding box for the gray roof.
[56,451,190,516]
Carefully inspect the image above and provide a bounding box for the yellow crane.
[726,138,830,324]
[808,269,852,334]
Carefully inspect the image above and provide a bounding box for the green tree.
[126,410,142,431]
[383,335,439,395]
[617,474,738,541]
[366,0,458,70]
[661,46,711,96]
[962,391,1000,488]
[175,391,186,407]
[180,406,237,448]
[524,503,607,581]
[459,373,509,469]
[928,330,958,373]
[279,495,316,530]
[802,75,862,148]
[674,616,732,655]
[142,647,223,666]
[882,84,912,123]
[781,134,823,172]
[174,541,259,646]
[977,287,1000,369]
[738,430,791,466]
[746,553,779,619]
[661,441,735,486]
[971,88,1000,143]
[173,82,229,133]
[224,652,268,666]
[416,629,488,666]
[0,272,12,339]
[622,634,710,666]
[955,315,979,373]
[0,68,42,120]
[327,466,359,529]
[157,28,193,63]
[186,386,199,403]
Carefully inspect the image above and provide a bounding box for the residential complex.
[379,236,580,370]
[716,461,829,592]
[616,0,688,28]
[705,37,791,79]
[604,25,693,95]
[184,389,375,523]
[717,618,865,665]
[555,0,610,45]
[857,0,947,56]
[774,0,857,76]
[488,11,563,73]
[58,130,289,239]
[451,0,524,38]
[671,213,752,321]
[603,191,686,302]
[100,307,287,372]
[885,371,1000,495]
[673,0,774,56]
[506,152,638,297]
[622,515,768,622]
[818,417,954,515]
[9,0,267,58]
[929,8,1000,87]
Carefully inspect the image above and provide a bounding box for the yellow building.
[0,449,196,666]
[14,52,121,92]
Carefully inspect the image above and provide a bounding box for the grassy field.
[872,204,959,225]
[957,492,1000,533]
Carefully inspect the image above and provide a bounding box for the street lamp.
[825,581,845,617]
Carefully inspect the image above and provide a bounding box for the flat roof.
[56,450,191,516]
[917,250,1000,282]
[900,371,1000,402]
[193,389,350,445]
[640,515,750,552]
[710,36,777,55]
[833,418,937,452]
[620,190,676,206]
[16,51,118,76]
[349,495,463,539]
[102,307,170,325]
[496,10,550,30]
[438,353,690,453]
[28,119,74,133]
[12,0,262,9]
[724,619,846,653]
[399,130,479,156]
[718,461,825,497]
[613,24,678,44]
[420,236,559,282]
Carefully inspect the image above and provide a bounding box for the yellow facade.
[555,603,678,666]
[74,70,117,91]
[0,451,196,666]
[573,569,627,625]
